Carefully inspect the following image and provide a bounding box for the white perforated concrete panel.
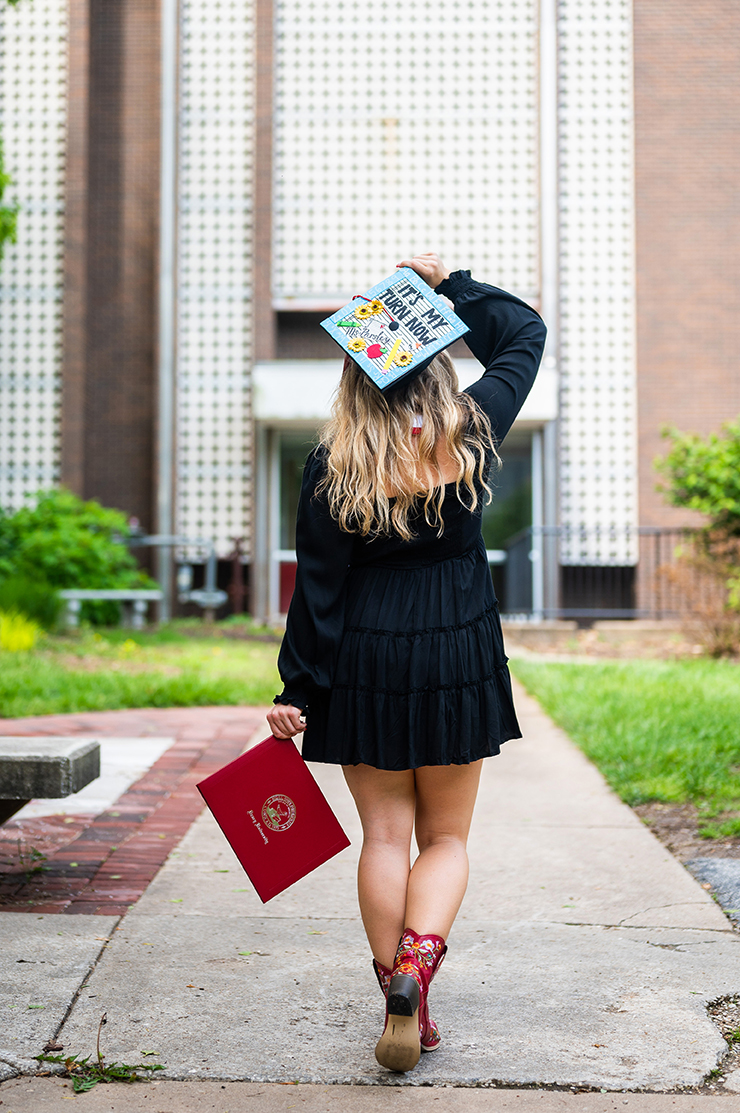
[273,0,540,305]
[557,0,638,564]
[0,0,66,511]
[176,0,255,554]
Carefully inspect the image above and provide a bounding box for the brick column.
[634,0,740,530]
[62,0,161,529]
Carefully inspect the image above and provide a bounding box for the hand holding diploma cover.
[197,736,350,903]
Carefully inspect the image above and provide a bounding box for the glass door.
[274,432,316,613]
[481,431,534,612]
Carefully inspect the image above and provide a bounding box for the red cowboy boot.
[372,958,393,1057]
[418,948,446,1052]
[373,950,445,1052]
[374,929,447,1072]
[396,928,447,1052]
[373,958,392,996]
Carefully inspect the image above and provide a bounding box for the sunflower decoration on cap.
[320,268,469,393]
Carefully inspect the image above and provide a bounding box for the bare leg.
[342,764,416,968]
[405,760,484,939]
[343,759,484,961]
[346,759,484,1072]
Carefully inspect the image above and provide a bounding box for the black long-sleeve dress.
[274,271,547,770]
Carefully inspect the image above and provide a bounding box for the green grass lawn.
[0,623,282,718]
[511,658,740,839]
[7,632,740,840]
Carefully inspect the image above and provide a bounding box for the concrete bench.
[0,737,101,824]
[59,589,163,629]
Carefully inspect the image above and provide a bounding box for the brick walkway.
[0,707,268,915]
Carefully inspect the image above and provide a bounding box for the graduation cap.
[320,268,469,393]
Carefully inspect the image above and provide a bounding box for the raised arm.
[435,270,547,444]
[269,448,355,737]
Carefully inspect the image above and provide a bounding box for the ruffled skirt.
[301,541,521,770]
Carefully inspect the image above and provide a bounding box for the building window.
[280,433,316,550]
[482,432,533,612]
[276,432,315,611]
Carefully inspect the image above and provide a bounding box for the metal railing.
[498,525,699,621]
[270,528,700,622]
[128,534,228,619]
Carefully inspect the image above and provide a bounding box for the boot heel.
[375,929,446,1072]
[386,973,420,1017]
[375,973,422,1071]
[375,1011,420,1073]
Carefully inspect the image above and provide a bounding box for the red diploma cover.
[196,736,350,903]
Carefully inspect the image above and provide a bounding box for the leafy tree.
[0,489,145,588]
[0,488,157,624]
[0,576,62,629]
[655,419,740,535]
[656,421,740,654]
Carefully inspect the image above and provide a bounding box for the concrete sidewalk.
[2,685,739,1096]
[0,1080,738,1112]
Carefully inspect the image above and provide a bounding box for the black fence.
[496,526,698,621]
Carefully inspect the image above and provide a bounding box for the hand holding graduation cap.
[396,253,450,292]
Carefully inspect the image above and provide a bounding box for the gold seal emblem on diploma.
[261,794,297,832]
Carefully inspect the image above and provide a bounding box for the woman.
[267,253,546,1073]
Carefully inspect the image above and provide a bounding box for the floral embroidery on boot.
[391,929,447,1052]
[373,958,392,997]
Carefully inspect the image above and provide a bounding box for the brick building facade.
[0,0,738,620]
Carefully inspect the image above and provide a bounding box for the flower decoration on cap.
[320,268,469,394]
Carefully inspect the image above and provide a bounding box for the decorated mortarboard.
[320,268,469,392]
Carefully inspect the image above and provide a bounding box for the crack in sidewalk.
[44,921,119,1051]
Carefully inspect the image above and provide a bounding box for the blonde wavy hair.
[317,351,499,541]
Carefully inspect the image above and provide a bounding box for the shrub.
[0,610,41,652]
[0,488,157,625]
[659,530,740,657]
[0,576,62,630]
[656,421,740,655]
[656,419,740,535]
